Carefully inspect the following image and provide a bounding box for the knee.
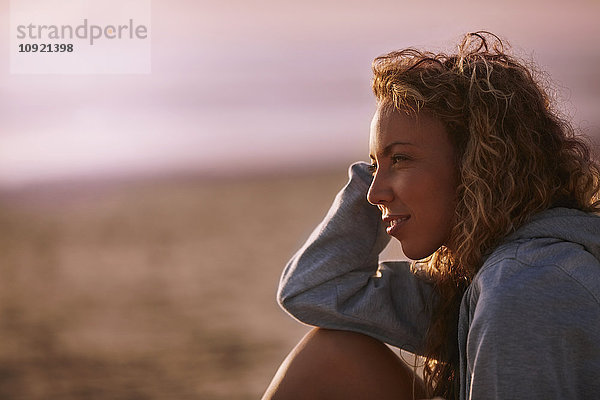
[263,328,375,399]
[262,328,425,400]
[302,327,391,367]
[279,328,365,382]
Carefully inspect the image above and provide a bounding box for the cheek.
[431,173,459,232]
[415,171,458,226]
[390,175,415,194]
[390,166,458,219]
[395,167,435,192]
[404,171,442,204]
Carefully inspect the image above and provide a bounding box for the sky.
[1,0,599,188]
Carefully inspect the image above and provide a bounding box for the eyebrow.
[369,141,415,159]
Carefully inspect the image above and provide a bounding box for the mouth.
[382,214,411,236]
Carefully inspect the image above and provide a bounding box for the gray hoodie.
[278,162,600,400]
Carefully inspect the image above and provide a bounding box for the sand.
[0,169,361,399]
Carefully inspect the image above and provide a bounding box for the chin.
[400,242,440,261]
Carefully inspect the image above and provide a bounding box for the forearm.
[277,162,434,352]
[278,162,389,308]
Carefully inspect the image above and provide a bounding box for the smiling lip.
[382,214,411,236]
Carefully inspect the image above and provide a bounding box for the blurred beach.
[0,168,359,399]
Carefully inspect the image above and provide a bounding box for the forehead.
[369,105,449,154]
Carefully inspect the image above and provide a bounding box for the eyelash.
[368,154,411,175]
[392,154,411,163]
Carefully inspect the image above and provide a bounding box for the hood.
[506,207,600,261]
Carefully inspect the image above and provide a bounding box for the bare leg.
[262,328,426,400]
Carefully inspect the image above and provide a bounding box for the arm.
[278,162,436,353]
[466,263,600,399]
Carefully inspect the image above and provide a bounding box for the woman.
[262,32,600,400]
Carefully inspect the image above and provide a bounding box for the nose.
[366,171,393,206]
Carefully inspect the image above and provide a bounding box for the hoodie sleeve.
[465,260,600,399]
[277,162,436,353]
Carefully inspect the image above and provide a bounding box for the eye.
[391,154,411,164]
[367,162,377,175]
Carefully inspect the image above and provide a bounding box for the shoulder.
[467,236,600,328]
[463,239,600,399]
[477,237,600,301]
[464,238,600,385]
[462,209,600,396]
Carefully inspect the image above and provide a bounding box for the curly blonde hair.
[372,31,600,399]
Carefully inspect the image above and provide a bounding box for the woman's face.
[367,104,459,260]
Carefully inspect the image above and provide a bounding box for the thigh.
[262,328,426,400]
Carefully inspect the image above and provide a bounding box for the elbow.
[277,284,338,328]
[276,281,298,314]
